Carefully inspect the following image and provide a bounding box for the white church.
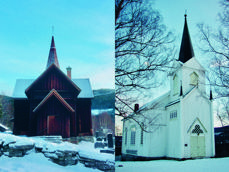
[122,15,215,160]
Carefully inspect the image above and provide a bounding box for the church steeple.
[46,36,60,68]
[178,14,195,63]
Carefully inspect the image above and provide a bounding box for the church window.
[190,72,199,86]
[140,128,143,144]
[173,74,179,95]
[170,110,177,119]
[125,128,128,145]
[130,127,136,145]
[192,124,203,135]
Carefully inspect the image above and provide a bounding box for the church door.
[190,124,206,157]
[47,115,61,135]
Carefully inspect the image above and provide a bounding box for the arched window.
[140,128,143,144]
[130,126,136,145]
[190,72,199,86]
[125,128,128,145]
[173,74,179,95]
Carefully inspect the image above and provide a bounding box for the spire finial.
[185,10,187,18]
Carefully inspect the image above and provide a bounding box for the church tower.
[170,14,206,100]
[168,14,215,159]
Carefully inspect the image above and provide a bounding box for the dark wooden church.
[13,36,93,138]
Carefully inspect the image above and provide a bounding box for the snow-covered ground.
[115,158,229,172]
[0,133,114,172]
[0,152,100,172]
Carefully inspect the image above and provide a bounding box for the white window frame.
[173,74,179,95]
[170,110,177,119]
[130,126,136,145]
[190,72,199,86]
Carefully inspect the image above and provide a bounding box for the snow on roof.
[13,79,34,98]
[124,91,170,120]
[138,91,170,112]
[13,78,93,99]
[72,79,94,98]
[0,123,9,132]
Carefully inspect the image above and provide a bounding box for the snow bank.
[116,158,229,172]
[0,133,115,171]
[0,152,101,172]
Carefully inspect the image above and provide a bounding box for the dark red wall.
[14,67,92,138]
[13,99,30,135]
[35,96,71,138]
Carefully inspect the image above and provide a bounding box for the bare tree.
[115,0,174,120]
[0,97,2,119]
[198,0,229,99]
[0,95,14,130]
[92,112,115,134]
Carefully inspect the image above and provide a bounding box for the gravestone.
[107,133,113,148]
[95,131,99,138]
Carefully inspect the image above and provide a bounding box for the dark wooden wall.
[13,99,30,135]
[34,96,71,138]
[14,67,92,138]
[76,99,92,136]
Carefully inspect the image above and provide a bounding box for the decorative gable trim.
[33,89,75,113]
[187,117,207,134]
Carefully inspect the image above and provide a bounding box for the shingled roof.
[46,36,60,68]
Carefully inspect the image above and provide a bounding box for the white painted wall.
[166,102,183,158]
[182,57,206,94]
[181,89,214,158]
[122,57,215,159]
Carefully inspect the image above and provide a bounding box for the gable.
[183,57,205,72]
[187,117,207,134]
[25,64,81,97]
[13,78,93,99]
[33,89,75,113]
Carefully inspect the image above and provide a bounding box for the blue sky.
[0,0,114,96]
[141,0,222,103]
[155,0,221,64]
[0,0,222,97]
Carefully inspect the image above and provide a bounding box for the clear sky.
[141,0,222,104]
[155,0,221,65]
[0,0,114,96]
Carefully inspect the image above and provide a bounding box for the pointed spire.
[178,14,195,63]
[46,36,60,68]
